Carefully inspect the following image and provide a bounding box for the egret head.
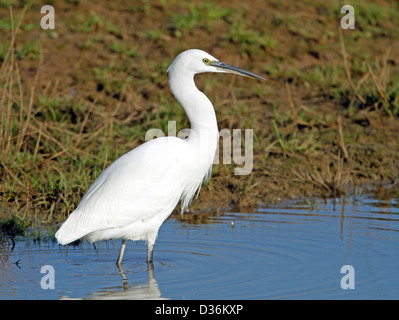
[167,49,264,80]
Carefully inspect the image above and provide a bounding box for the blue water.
[0,195,398,299]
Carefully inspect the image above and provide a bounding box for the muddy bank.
[0,1,398,223]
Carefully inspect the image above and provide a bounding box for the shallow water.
[1,195,398,300]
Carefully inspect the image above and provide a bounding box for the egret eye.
[202,58,210,64]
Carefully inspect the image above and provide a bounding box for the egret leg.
[116,239,127,266]
[147,242,154,264]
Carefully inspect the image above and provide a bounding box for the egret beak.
[209,61,265,80]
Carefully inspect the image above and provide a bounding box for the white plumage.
[55,49,263,265]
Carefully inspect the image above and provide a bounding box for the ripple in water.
[0,195,398,299]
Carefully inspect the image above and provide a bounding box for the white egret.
[55,49,264,266]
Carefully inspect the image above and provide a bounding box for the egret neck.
[168,68,219,164]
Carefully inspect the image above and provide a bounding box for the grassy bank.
[0,0,398,227]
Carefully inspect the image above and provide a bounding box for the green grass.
[0,218,25,245]
[0,51,117,225]
[272,120,318,156]
[170,2,232,37]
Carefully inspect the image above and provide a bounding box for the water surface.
[1,195,398,299]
